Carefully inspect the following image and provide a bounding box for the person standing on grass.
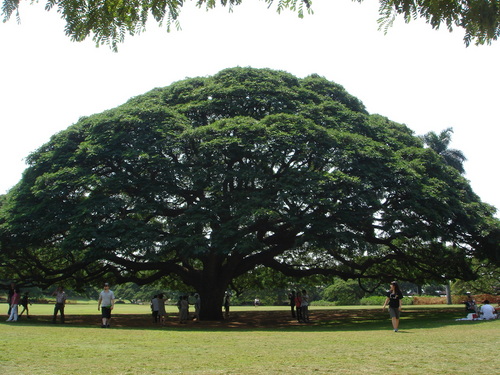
[6,287,20,322]
[19,292,32,319]
[151,295,159,324]
[193,293,201,321]
[223,292,231,319]
[97,283,115,328]
[7,282,16,315]
[157,293,167,325]
[288,291,296,318]
[295,291,303,323]
[301,289,310,323]
[52,286,67,323]
[382,281,403,332]
[179,295,189,324]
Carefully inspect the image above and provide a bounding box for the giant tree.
[2,1,499,50]
[1,67,498,319]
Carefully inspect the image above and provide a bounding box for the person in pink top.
[6,287,21,322]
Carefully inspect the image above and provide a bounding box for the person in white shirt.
[151,295,159,323]
[480,300,497,320]
[52,286,67,323]
[97,283,115,328]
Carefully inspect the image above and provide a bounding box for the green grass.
[1,304,498,374]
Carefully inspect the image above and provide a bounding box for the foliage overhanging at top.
[370,0,500,46]
[2,0,500,50]
[0,68,499,298]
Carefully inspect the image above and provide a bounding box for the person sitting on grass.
[464,294,478,314]
[479,300,497,320]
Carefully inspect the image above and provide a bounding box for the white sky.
[1,0,499,217]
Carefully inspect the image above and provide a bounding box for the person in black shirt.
[382,281,403,332]
[288,291,296,318]
[464,294,478,314]
[19,292,32,318]
[7,282,15,315]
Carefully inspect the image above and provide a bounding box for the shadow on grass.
[3,307,496,333]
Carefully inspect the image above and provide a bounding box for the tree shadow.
[2,307,496,333]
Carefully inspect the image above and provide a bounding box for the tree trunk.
[445,280,452,305]
[191,254,235,321]
[198,282,227,321]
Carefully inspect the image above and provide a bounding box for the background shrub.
[359,296,386,305]
[359,296,413,306]
[310,300,339,306]
[412,296,448,305]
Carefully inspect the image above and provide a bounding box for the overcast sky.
[1,0,499,216]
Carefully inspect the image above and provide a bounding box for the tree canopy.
[1,67,498,319]
[2,0,500,50]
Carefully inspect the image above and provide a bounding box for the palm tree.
[422,127,468,305]
[421,127,467,174]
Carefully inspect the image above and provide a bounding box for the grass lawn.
[1,303,498,374]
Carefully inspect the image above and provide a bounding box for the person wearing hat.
[97,283,115,328]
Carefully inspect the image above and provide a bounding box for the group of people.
[464,294,498,320]
[284,282,405,332]
[42,283,112,327]
[6,281,498,329]
[5,283,66,323]
[6,282,114,327]
[150,294,168,324]
[150,292,202,324]
[288,289,310,323]
[5,283,33,322]
[383,283,500,330]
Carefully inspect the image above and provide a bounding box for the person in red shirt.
[295,291,303,323]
